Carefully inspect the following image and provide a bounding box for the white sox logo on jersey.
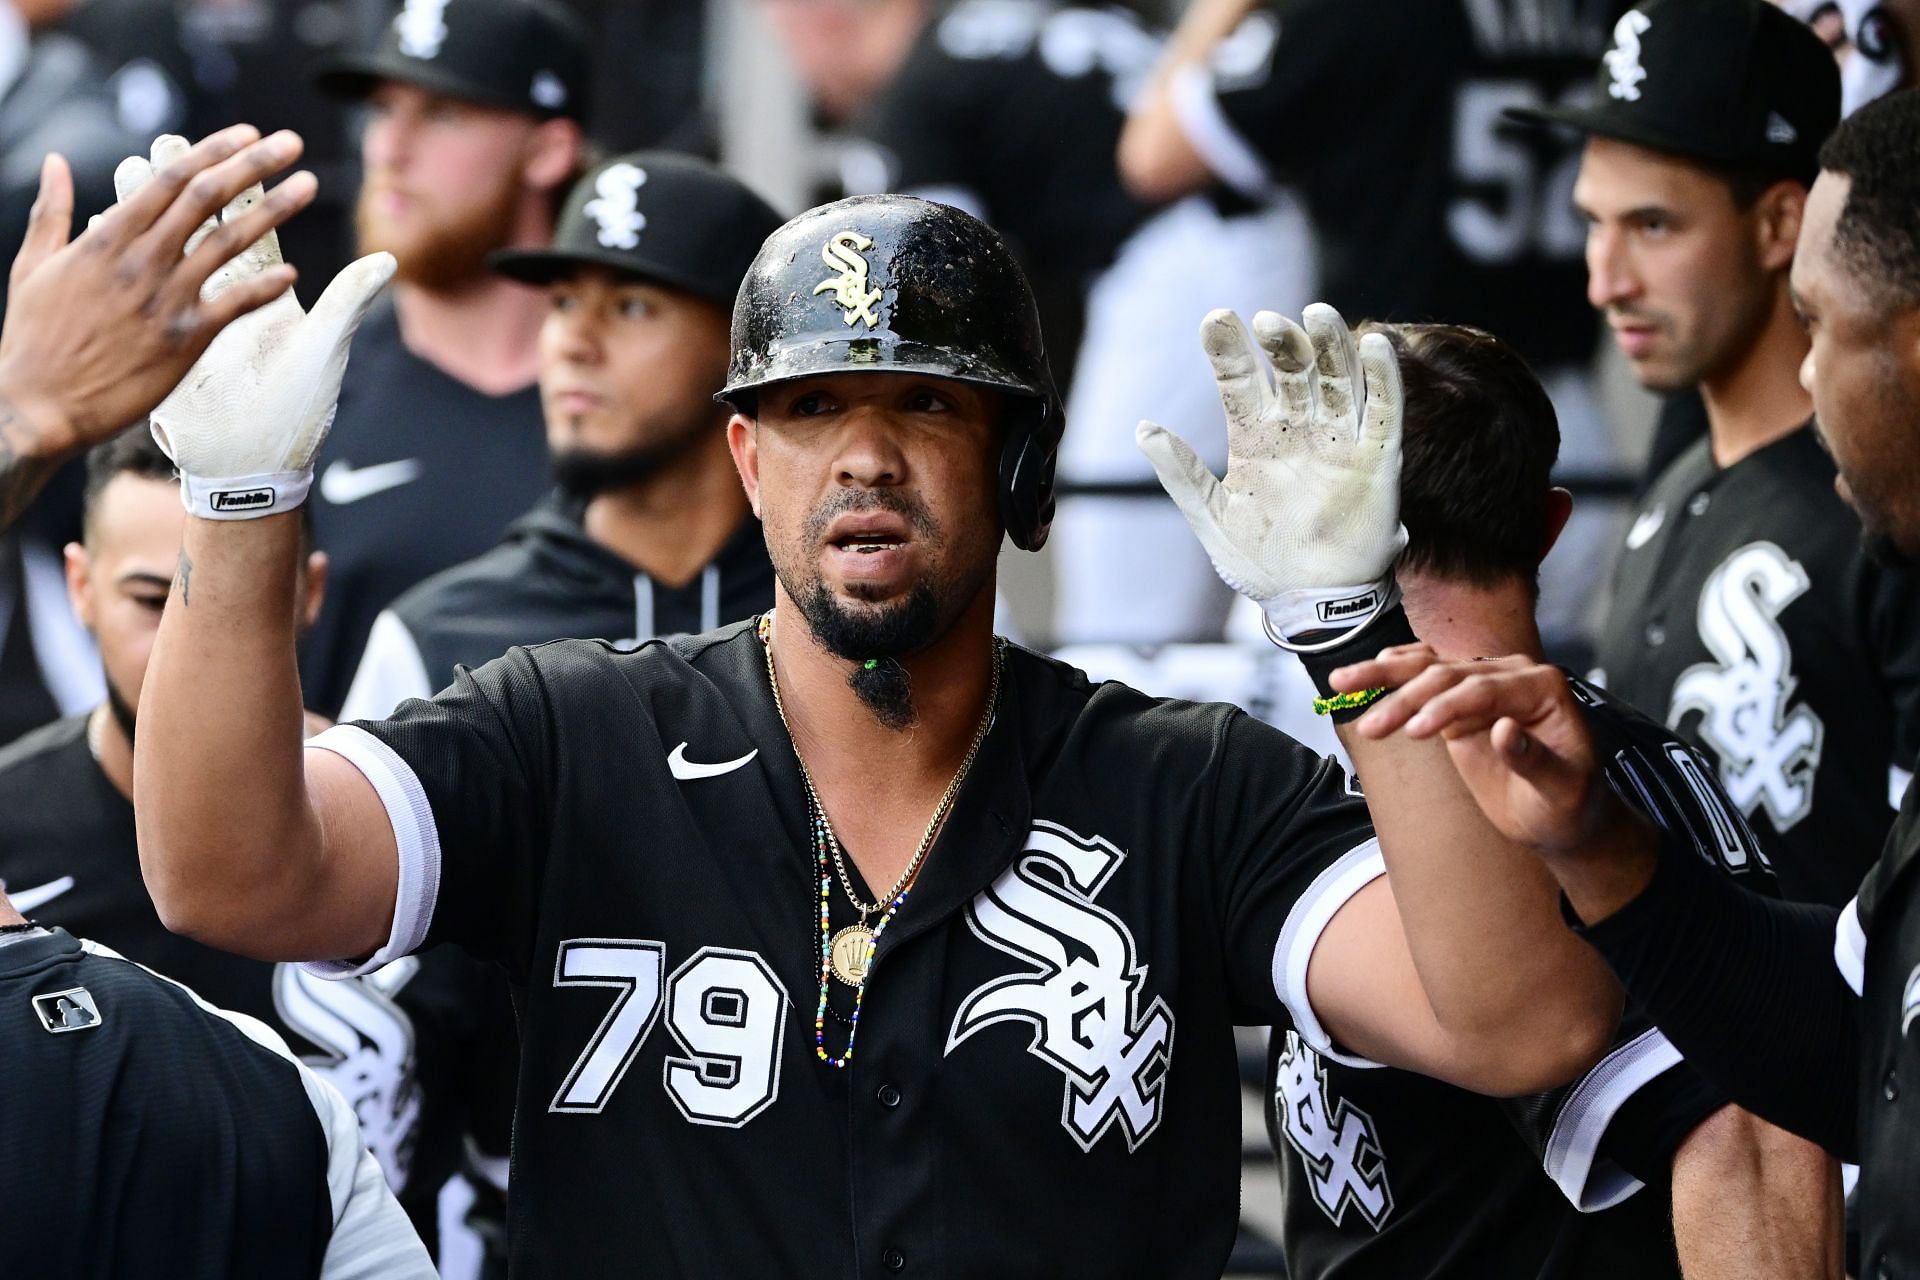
[275,959,423,1185]
[947,820,1175,1153]
[394,0,451,59]
[1603,10,1652,101]
[1273,1031,1394,1230]
[584,164,648,250]
[1669,541,1825,831]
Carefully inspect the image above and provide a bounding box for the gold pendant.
[830,924,876,986]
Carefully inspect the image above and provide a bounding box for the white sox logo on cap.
[584,164,648,250]
[394,0,452,60]
[1604,10,1652,101]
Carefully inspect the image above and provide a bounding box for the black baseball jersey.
[1264,674,1769,1280]
[310,620,1380,1276]
[1594,426,1920,906]
[340,494,773,720]
[1179,0,1620,369]
[0,715,507,1251]
[300,300,550,717]
[0,927,433,1278]
[847,0,1164,364]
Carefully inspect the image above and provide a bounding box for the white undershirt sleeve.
[339,611,436,723]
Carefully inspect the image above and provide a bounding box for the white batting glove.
[113,135,395,520]
[1137,304,1406,652]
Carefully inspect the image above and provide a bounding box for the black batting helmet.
[717,195,1065,552]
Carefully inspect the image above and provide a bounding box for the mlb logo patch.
[33,986,102,1034]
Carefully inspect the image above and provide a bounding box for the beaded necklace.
[758,611,1002,1068]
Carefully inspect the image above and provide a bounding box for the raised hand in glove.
[1137,303,1405,653]
[114,135,396,520]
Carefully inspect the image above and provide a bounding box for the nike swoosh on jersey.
[666,742,758,781]
[320,458,424,505]
[1625,507,1665,550]
[9,875,74,912]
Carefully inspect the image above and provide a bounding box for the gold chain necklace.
[759,611,1002,1067]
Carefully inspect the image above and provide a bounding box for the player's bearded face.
[741,374,1003,723]
[355,84,536,290]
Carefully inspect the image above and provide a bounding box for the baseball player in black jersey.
[1347,91,1920,1280]
[136,179,1644,1275]
[0,427,508,1259]
[341,152,782,718]
[1510,0,1920,908]
[300,0,591,716]
[1256,322,1836,1279]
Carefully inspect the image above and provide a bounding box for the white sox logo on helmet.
[813,231,885,330]
[947,820,1175,1153]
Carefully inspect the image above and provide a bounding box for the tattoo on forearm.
[0,401,57,533]
[176,549,193,605]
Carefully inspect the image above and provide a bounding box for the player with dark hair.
[340,152,782,718]
[132,174,1643,1273]
[1335,90,1920,1275]
[1508,0,1920,912]
[1251,321,1836,1279]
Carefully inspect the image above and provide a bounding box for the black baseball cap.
[1506,0,1839,182]
[491,152,787,308]
[315,0,590,124]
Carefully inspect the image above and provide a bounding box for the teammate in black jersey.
[1512,0,1920,908]
[1258,321,1836,1280]
[300,0,591,716]
[135,189,1648,1275]
[0,427,505,1258]
[1348,91,1920,1280]
[342,152,781,719]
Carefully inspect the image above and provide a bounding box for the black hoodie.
[341,492,774,720]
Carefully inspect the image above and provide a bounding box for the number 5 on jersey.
[548,939,788,1127]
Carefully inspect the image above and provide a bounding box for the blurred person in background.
[1512,0,1920,909]
[298,0,587,716]
[1121,0,1626,661]
[0,427,508,1266]
[763,0,1317,645]
[342,152,781,718]
[1787,0,1920,114]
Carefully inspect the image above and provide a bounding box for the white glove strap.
[179,468,314,520]
[1260,577,1402,653]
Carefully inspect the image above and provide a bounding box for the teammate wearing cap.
[1508,0,1920,909]
[134,191,1636,1274]
[1119,0,1630,653]
[1340,89,1920,1278]
[299,0,589,716]
[1245,322,1836,1279]
[340,152,783,719]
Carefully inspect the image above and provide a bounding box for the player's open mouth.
[824,513,912,556]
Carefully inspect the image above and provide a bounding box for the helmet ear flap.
[999,401,1059,552]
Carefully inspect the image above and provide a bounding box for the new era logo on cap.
[1766,111,1798,144]
[531,68,567,109]
[1604,10,1652,101]
[394,0,451,59]
[33,987,102,1034]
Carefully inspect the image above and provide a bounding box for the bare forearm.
[1119,0,1257,198]
[1671,1106,1843,1280]
[1338,724,1621,1064]
[135,512,321,948]
[0,393,69,532]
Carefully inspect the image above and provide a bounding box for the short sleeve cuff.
[1272,837,1386,1069]
[302,724,443,979]
[1835,896,1867,997]
[1540,1027,1682,1212]
[1169,62,1279,201]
